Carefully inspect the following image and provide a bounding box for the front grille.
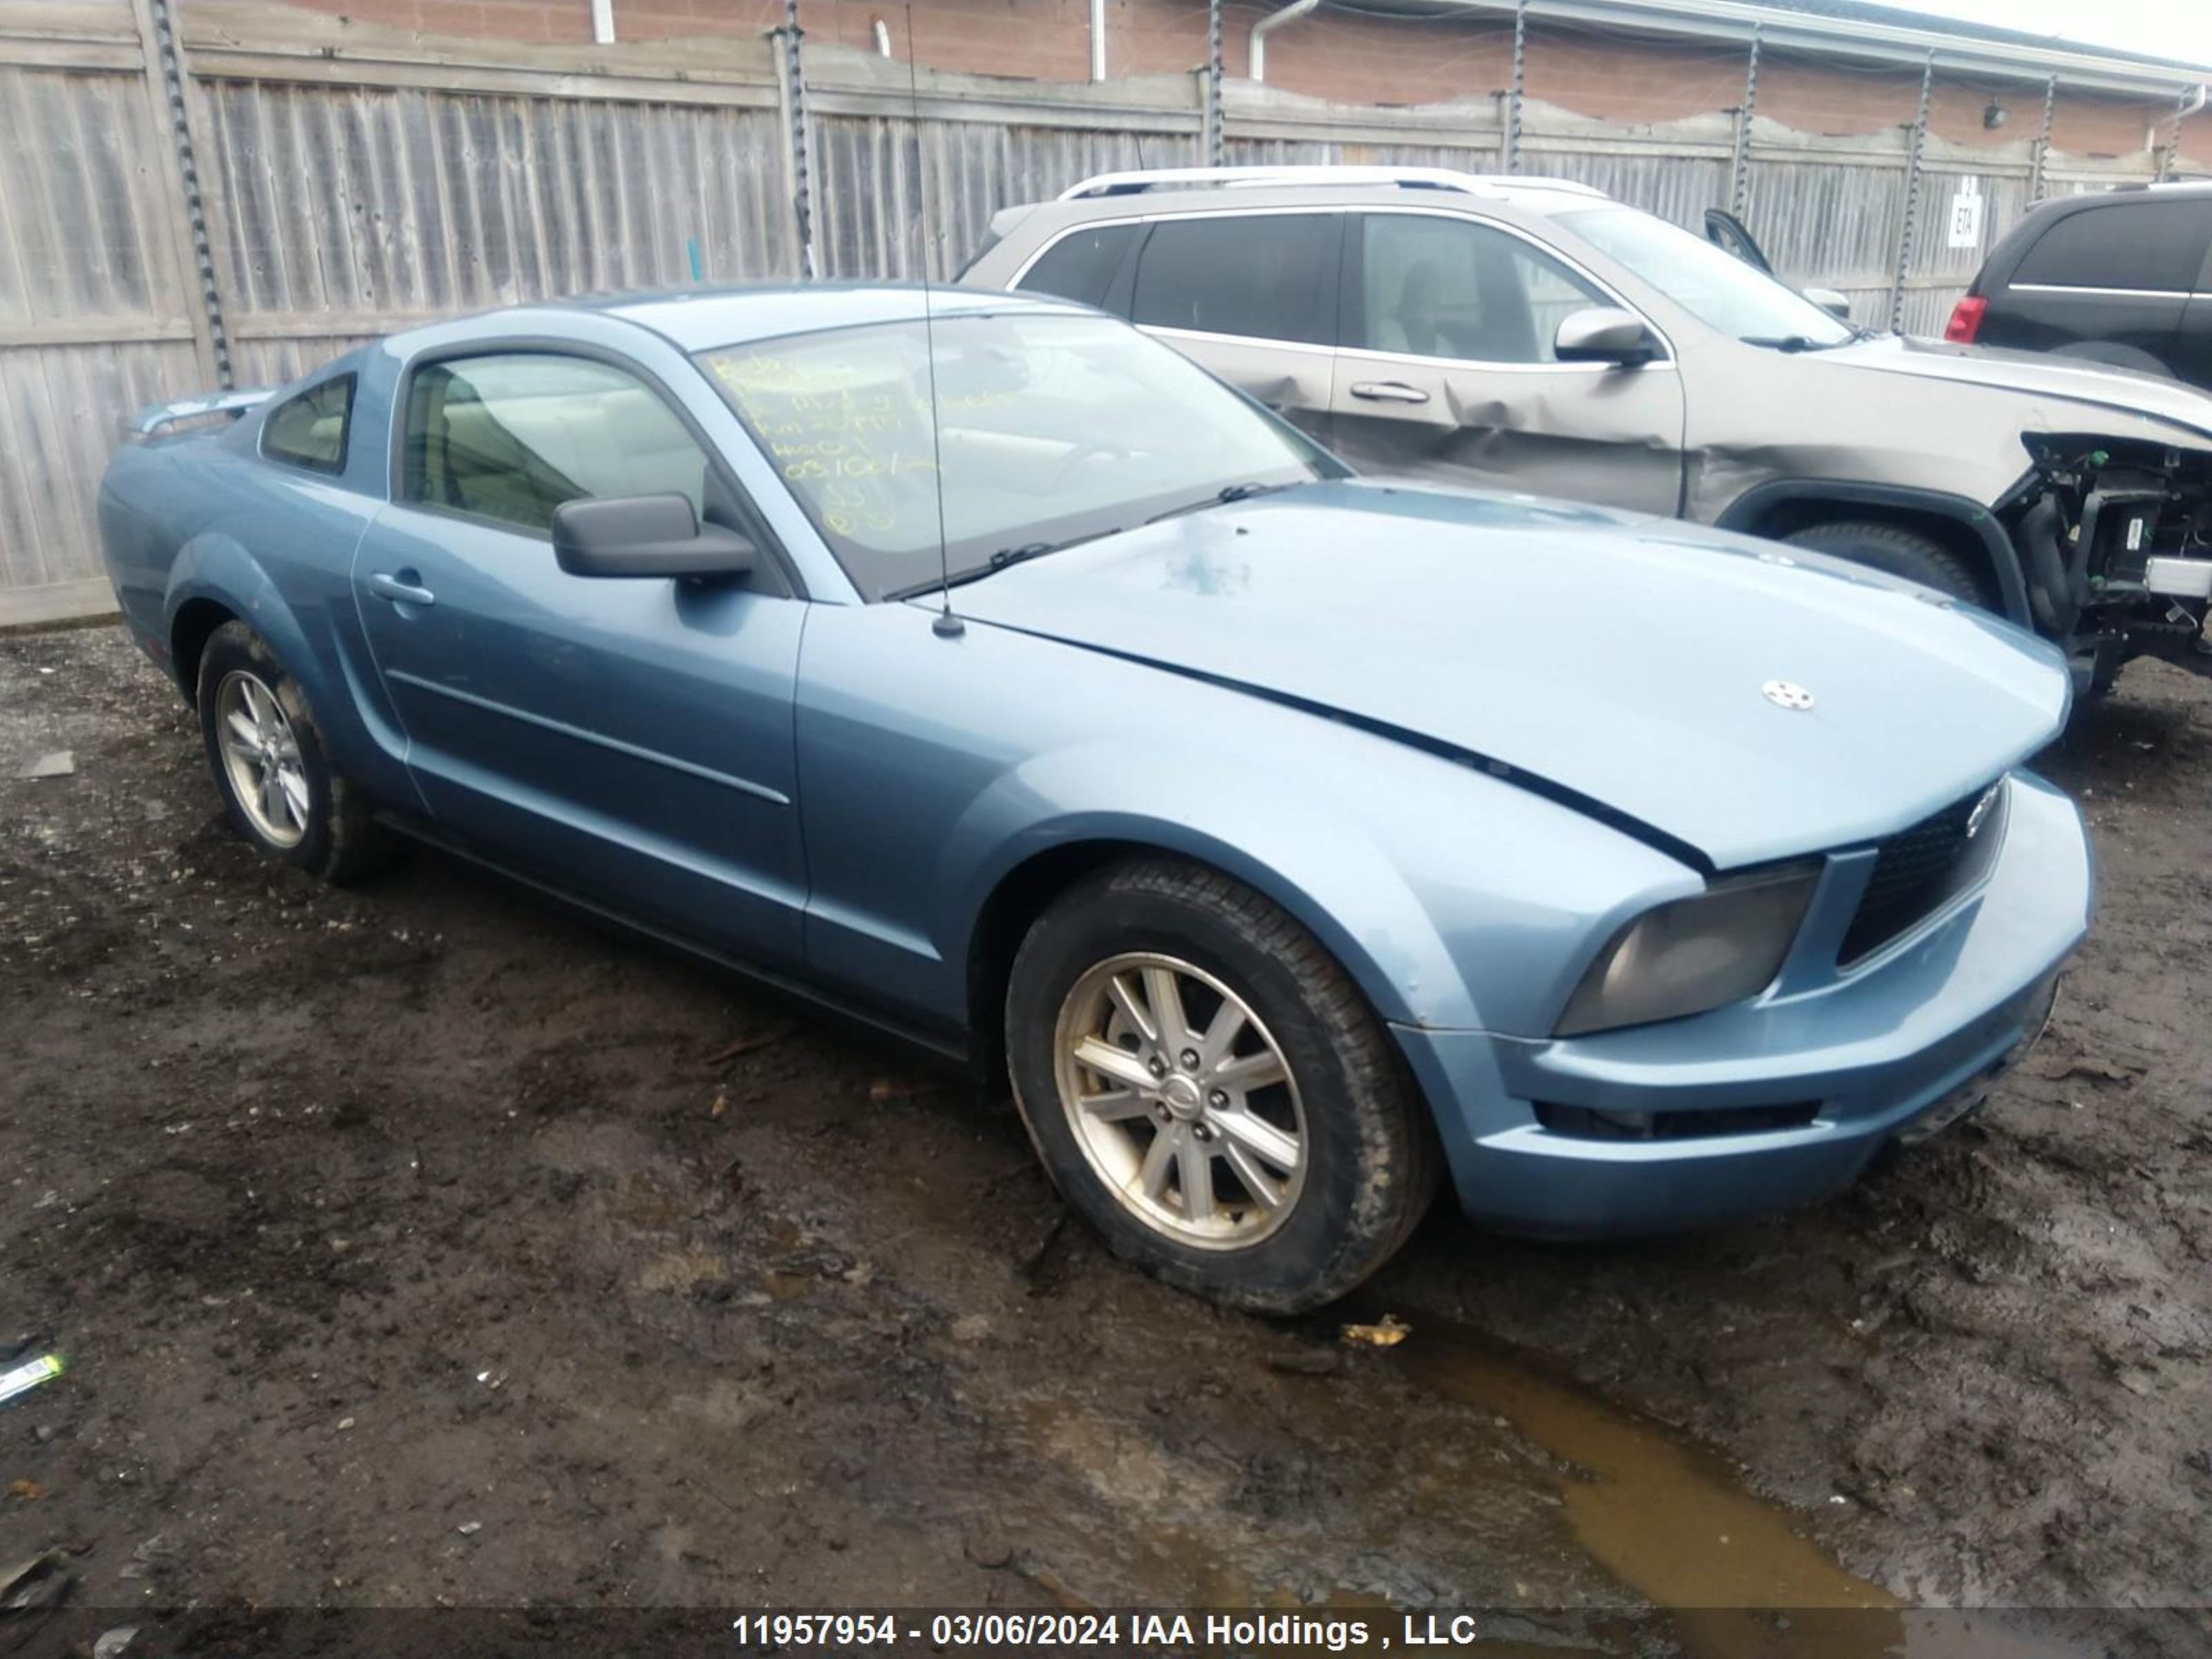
[1839,780,2006,966]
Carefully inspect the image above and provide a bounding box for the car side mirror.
[1553,307,1658,365]
[551,493,756,581]
[1803,287,1852,323]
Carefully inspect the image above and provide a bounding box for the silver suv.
[961,166,2212,693]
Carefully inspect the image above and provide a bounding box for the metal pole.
[2157,84,2190,182]
[1089,0,1106,83]
[1890,49,1933,333]
[1206,0,1224,167]
[1729,22,1760,218]
[777,0,816,279]
[1248,0,1320,86]
[2030,73,2056,202]
[1505,0,1526,175]
[140,0,232,388]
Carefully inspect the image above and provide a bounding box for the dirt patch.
[3,627,2209,1653]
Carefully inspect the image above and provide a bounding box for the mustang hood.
[1830,335,2212,447]
[950,481,2070,869]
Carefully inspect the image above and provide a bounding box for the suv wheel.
[1005,857,1437,1314]
[1782,521,1988,608]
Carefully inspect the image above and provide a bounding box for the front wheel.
[1781,520,1989,608]
[1005,858,1437,1314]
[196,620,396,884]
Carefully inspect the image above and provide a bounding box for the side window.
[261,375,354,474]
[1131,214,1336,344]
[2013,200,2212,292]
[1353,214,1609,364]
[401,353,710,535]
[1016,223,1140,310]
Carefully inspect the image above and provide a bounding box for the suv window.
[1016,223,1140,310]
[1559,205,1848,348]
[1354,214,1609,364]
[261,375,354,474]
[2012,199,2212,292]
[1131,213,1336,345]
[402,353,710,535]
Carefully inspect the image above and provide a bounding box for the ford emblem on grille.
[1965,781,2002,839]
[1761,679,1815,711]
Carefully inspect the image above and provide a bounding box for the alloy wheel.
[215,670,310,849]
[1051,952,1307,1249]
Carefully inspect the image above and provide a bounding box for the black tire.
[1005,857,1438,1315]
[1781,520,1989,608]
[2086,645,2128,700]
[196,620,397,885]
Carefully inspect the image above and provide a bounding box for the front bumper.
[1395,771,2092,1237]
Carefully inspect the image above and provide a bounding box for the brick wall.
[201,0,2210,166]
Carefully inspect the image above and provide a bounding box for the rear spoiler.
[121,386,274,442]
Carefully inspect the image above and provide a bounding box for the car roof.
[439,282,1089,355]
[1976,180,2212,281]
[2018,180,2212,220]
[1039,165,1612,219]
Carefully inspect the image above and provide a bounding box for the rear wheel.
[1005,857,1437,1314]
[1782,520,1988,608]
[196,621,396,885]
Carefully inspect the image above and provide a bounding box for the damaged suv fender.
[1714,480,2034,624]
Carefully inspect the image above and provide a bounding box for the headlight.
[1555,863,1820,1037]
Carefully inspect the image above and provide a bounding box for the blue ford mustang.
[99,285,2091,1312]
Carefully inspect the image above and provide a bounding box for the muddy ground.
[3,624,2209,1657]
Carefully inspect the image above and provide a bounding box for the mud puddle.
[1398,1318,2088,1658]
[991,1309,2088,1653]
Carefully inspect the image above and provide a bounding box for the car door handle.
[1349,380,1431,405]
[367,571,435,608]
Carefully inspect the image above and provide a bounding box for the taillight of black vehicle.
[1944,295,1987,344]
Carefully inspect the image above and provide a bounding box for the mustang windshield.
[699,312,1334,599]
[1557,206,1855,350]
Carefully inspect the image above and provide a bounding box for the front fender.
[796,604,1698,1049]
[1714,478,2034,626]
[943,740,1469,1030]
[932,722,1697,1042]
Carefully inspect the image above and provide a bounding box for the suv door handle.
[367,570,436,608]
[1349,380,1431,405]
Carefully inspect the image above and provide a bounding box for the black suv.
[1947,182,2212,390]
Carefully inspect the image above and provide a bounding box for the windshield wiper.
[986,533,1117,572]
[885,528,1122,602]
[1738,333,1844,353]
[1144,480,1300,524]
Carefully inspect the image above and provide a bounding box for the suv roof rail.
[1055,165,1611,202]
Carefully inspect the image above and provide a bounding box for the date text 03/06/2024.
[729,1611,1493,1651]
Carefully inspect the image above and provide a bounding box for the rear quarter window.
[260,375,355,475]
[2011,199,2212,292]
[1013,223,1139,310]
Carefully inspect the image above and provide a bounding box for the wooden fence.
[0,0,2163,617]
